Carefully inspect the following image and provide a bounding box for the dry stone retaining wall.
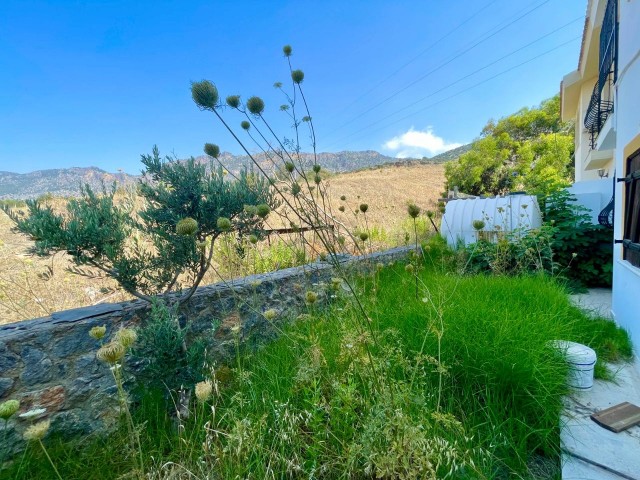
[0,246,411,460]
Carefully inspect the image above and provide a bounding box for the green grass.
[3,260,632,479]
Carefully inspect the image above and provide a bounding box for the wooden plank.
[590,402,640,433]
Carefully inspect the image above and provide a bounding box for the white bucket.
[550,340,597,389]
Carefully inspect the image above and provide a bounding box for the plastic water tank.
[550,340,597,389]
[440,194,542,247]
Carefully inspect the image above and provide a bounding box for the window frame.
[623,148,640,267]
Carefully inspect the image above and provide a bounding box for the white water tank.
[441,194,542,247]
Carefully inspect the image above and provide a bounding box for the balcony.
[583,0,618,149]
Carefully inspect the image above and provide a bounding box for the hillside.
[0,147,464,200]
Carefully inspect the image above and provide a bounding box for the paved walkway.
[564,290,640,480]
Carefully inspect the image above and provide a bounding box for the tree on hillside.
[6,146,276,305]
[445,95,574,197]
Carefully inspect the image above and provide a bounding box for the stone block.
[0,377,14,398]
[20,346,53,386]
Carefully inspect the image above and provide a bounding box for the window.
[623,149,640,267]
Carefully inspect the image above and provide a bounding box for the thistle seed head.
[407,203,420,219]
[217,217,232,231]
[338,206,345,212]
[314,174,322,184]
[359,203,368,213]
[0,400,20,420]
[114,328,137,349]
[426,210,435,219]
[248,234,258,244]
[23,419,50,442]
[176,217,198,236]
[241,120,251,130]
[285,161,295,173]
[283,45,292,57]
[359,232,369,242]
[291,69,304,84]
[204,143,220,158]
[312,164,321,173]
[244,205,258,216]
[305,291,318,304]
[195,380,213,403]
[263,309,278,321]
[225,95,240,109]
[97,342,125,364]
[256,204,270,218]
[89,325,107,340]
[291,182,301,196]
[472,220,485,231]
[191,80,219,110]
[340,195,346,201]
[246,96,265,115]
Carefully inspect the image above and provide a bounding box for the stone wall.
[0,246,411,460]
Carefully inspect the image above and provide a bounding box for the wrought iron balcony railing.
[584,0,618,149]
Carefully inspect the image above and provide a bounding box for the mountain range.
[0,146,470,200]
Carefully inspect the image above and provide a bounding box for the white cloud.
[383,127,462,159]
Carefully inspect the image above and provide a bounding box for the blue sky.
[0,0,585,174]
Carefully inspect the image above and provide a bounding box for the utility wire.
[336,0,501,116]
[325,0,551,138]
[323,17,582,149]
[324,35,580,152]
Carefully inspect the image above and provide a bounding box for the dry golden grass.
[0,163,446,324]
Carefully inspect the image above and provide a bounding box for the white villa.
[561,0,640,344]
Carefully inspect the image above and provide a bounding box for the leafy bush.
[544,190,613,288]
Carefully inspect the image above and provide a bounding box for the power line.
[335,0,501,116]
[324,0,552,138]
[323,35,581,152]
[323,17,582,148]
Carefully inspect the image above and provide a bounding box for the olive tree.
[7,146,276,305]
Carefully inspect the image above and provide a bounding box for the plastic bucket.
[550,340,597,389]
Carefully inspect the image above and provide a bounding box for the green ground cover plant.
[4,257,631,479]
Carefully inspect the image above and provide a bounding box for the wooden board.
[590,402,640,433]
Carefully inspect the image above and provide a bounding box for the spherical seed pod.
[285,162,295,173]
[291,182,301,196]
[244,205,258,216]
[359,232,369,242]
[246,96,265,115]
[340,195,346,201]
[312,164,321,173]
[191,80,219,110]
[96,342,126,364]
[241,120,251,130]
[114,328,137,349]
[263,309,278,321]
[405,264,415,273]
[256,204,270,218]
[305,291,318,304]
[283,45,292,57]
[407,204,421,219]
[204,143,220,158]
[23,420,50,442]
[195,380,213,403]
[176,217,198,236]
[217,217,232,231]
[472,220,485,231]
[89,325,106,340]
[248,234,258,244]
[338,206,345,212]
[0,400,20,420]
[314,174,322,184]
[226,95,240,108]
[426,210,435,219]
[359,204,368,213]
[291,69,304,84]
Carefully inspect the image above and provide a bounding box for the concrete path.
[564,290,640,479]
